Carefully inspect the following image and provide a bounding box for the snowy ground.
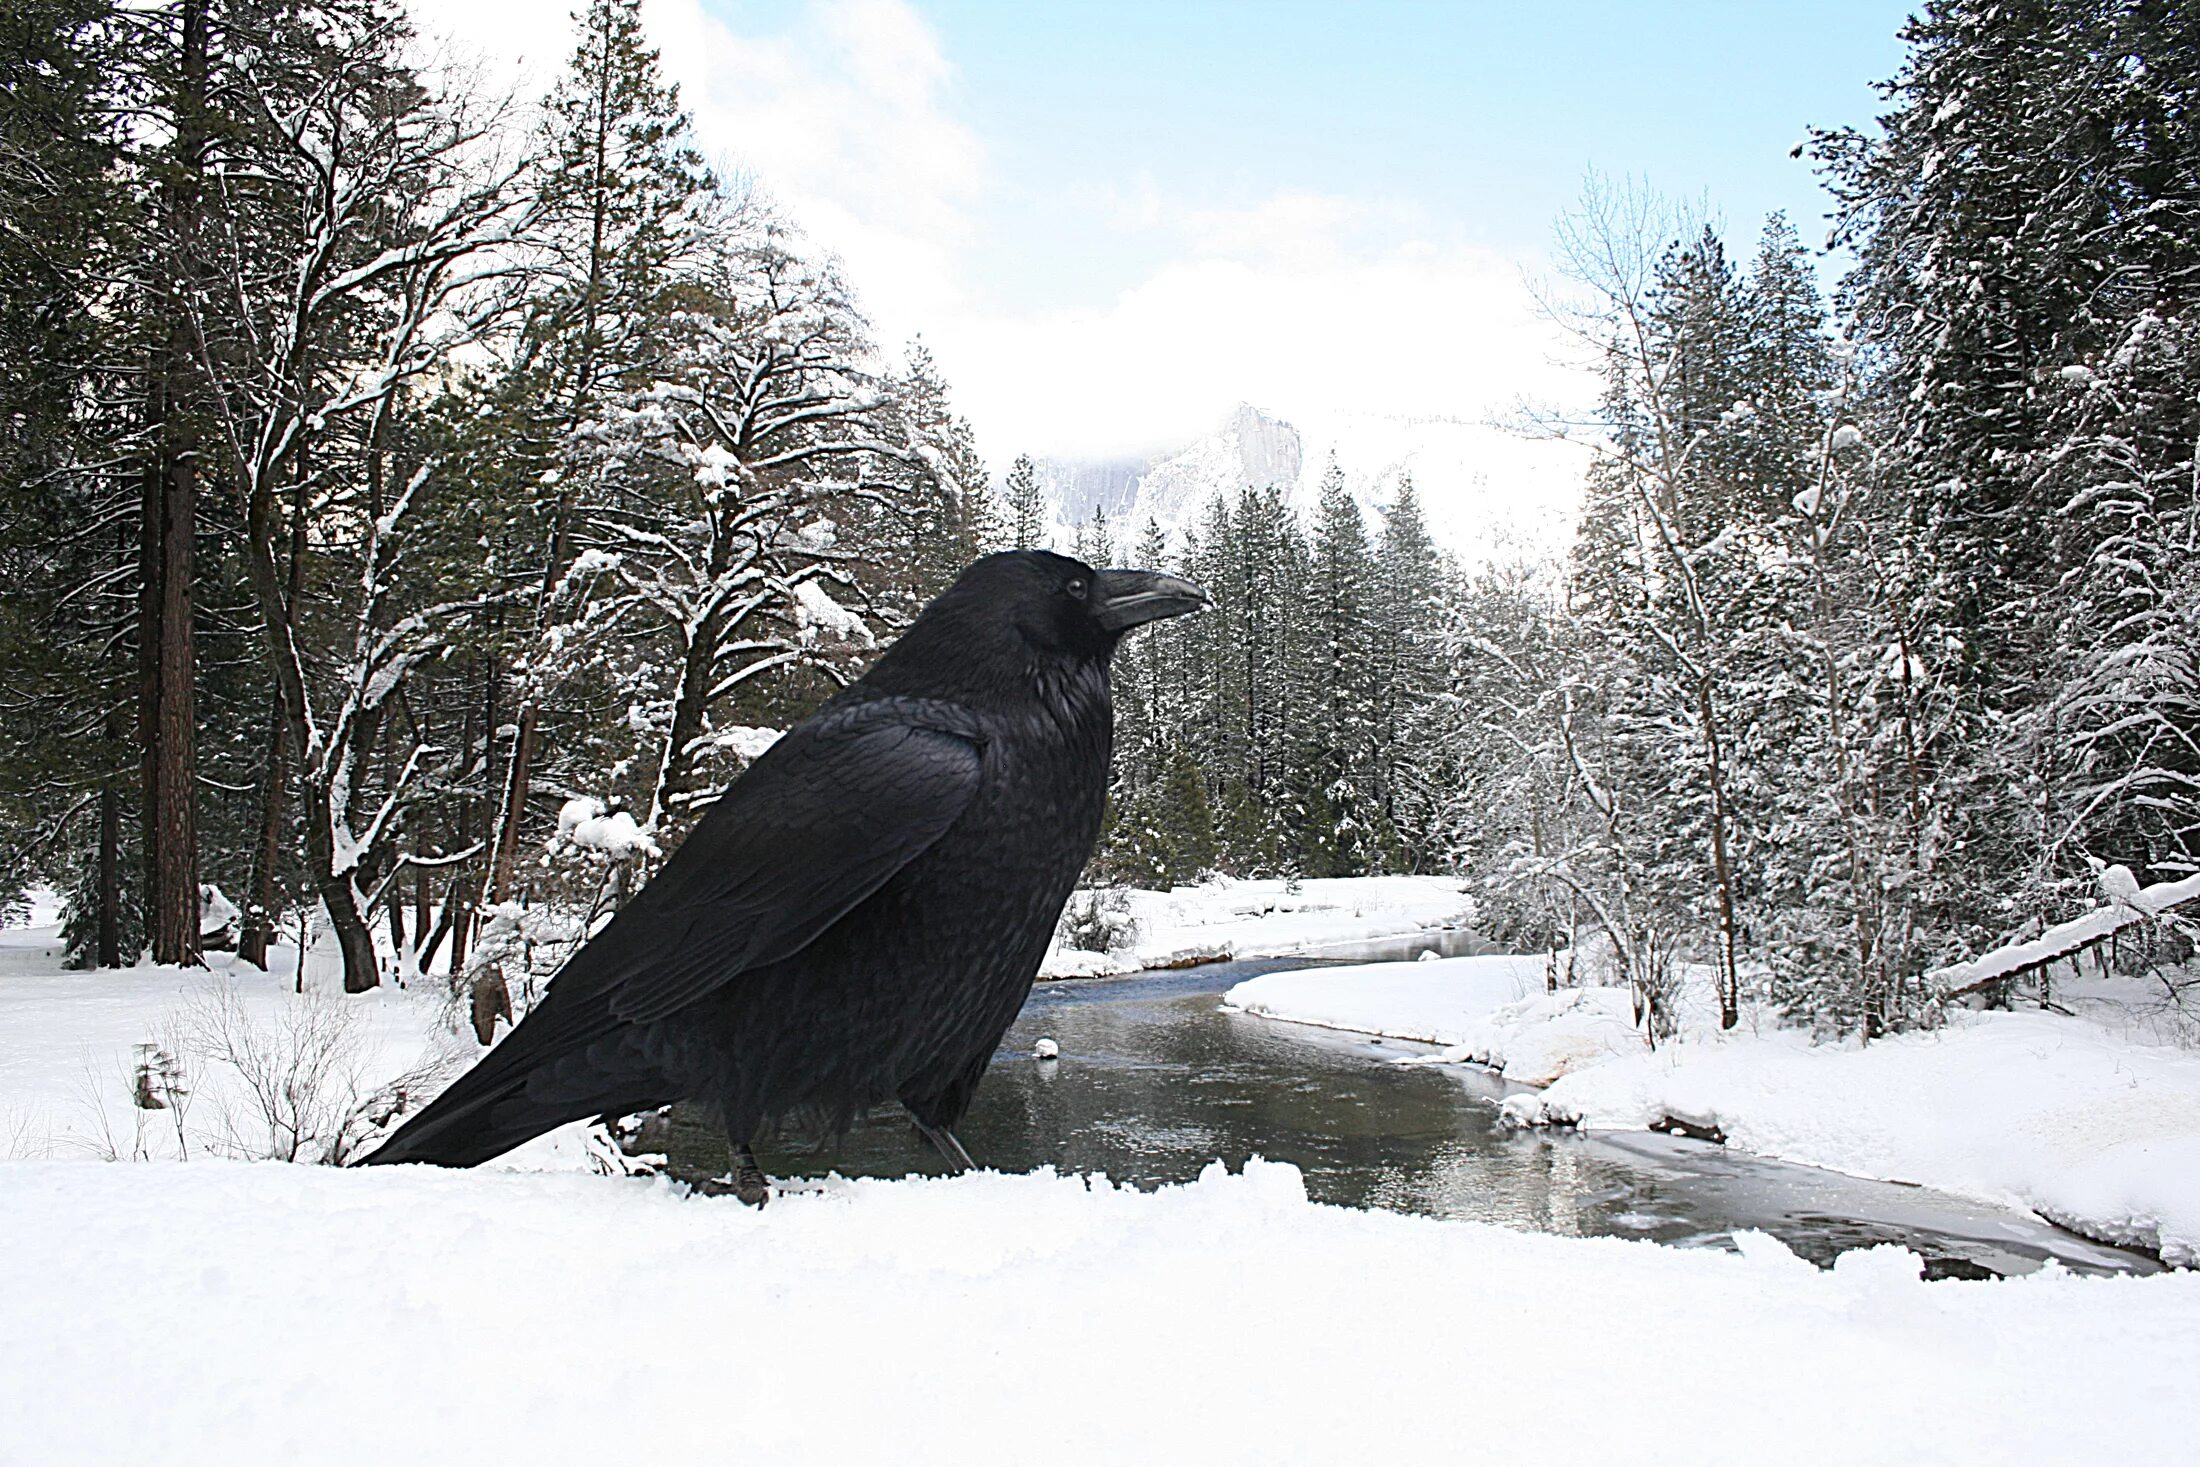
[0,900,470,1165]
[11,893,2200,1464]
[1225,956,2200,1265]
[6,1157,2199,1466]
[2,879,1450,1163]
[1038,873,1472,977]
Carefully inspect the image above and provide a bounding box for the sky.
[425,0,1916,465]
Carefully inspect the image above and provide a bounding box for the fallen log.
[1930,872,2200,999]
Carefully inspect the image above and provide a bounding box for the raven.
[359,550,1206,1200]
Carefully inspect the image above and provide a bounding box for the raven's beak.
[1091,568,1211,632]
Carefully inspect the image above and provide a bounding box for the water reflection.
[634,958,2154,1277]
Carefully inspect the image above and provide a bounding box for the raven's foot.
[695,1144,772,1207]
[909,1117,976,1174]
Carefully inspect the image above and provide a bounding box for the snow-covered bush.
[1057,889,1138,955]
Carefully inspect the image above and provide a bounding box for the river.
[633,946,2156,1277]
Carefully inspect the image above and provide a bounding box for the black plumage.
[358,551,1206,1195]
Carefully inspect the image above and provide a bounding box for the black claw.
[910,1117,976,1173]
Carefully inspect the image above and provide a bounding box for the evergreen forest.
[3,0,2194,1042]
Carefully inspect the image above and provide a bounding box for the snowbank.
[3,1158,2197,1466]
[1039,874,1471,978]
[1225,955,2200,1265]
[1223,955,1641,1084]
[1506,1009,2200,1265]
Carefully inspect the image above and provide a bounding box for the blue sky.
[900,0,1915,311]
[440,0,1918,458]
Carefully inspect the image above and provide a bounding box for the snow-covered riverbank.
[1225,956,2200,1265]
[1036,874,1472,978]
[6,1157,2198,1467]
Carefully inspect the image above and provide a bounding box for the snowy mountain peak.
[1033,403,1585,565]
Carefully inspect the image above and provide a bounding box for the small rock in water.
[1033,1037,1060,1060]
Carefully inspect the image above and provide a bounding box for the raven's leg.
[693,1137,773,1206]
[729,1143,772,1206]
[908,1114,976,1174]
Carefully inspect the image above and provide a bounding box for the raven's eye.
[1065,576,1088,599]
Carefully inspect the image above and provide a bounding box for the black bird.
[358,550,1206,1199]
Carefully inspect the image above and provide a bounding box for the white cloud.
[648,0,984,335]
[409,0,1589,468]
[939,195,1585,462]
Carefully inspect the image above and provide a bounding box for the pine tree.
[999,453,1049,550]
[478,0,716,928]
[1370,474,1446,867]
[887,338,993,605]
[1811,0,2200,944]
[1303,456,1379,874]
[0,0,138,960]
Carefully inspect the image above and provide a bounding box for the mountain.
[1034,403,1585,566]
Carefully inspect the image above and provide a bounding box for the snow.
[1224,956,1640,1085]
[1226,953,2200,1265]
[7,901,2200,1462]
[792,578,873,645]
[0,940,462,1165]
[0,1159,2194,1465]
[706,723,784,762]
[555,796,660,858]
[1038,874,1472,978]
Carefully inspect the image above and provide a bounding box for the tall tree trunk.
[412,861,432,967]
[1696,677,1742,1030]
[650,620,716,829]
[237,693,287,969]
[96,717,123,970]
[239,461,307,970]
[237,467,381,992]
[485,702,536,905]
[138,0,208,969]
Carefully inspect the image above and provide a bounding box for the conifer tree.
[999,453,1049,551]
[479,0,715,923]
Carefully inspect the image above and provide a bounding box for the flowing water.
[634,946,2156,1277]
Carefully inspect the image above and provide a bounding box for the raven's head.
[865,550,1208,702]
[983,549,1209,658]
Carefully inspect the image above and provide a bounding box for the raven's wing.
[354,699,985,1168]
[558,697,986,1025]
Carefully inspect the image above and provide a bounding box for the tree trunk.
[1696,677,1742,1030]
[237,693,287,969]
[96,747,123,970]
[239,456,307,971]
[138,0,208,970]
[441,873,471,978]
[484,701,537,905]
[650,621,716,828]
[237,464,380,992]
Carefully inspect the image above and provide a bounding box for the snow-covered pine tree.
[1809,0,2200,942]
[1369,473,1448,868]
[1302,456,1380,874]
[882,337,993,609]
[476,0,716,932]
[1071,503,1117,570]
[999,453,1049,551]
